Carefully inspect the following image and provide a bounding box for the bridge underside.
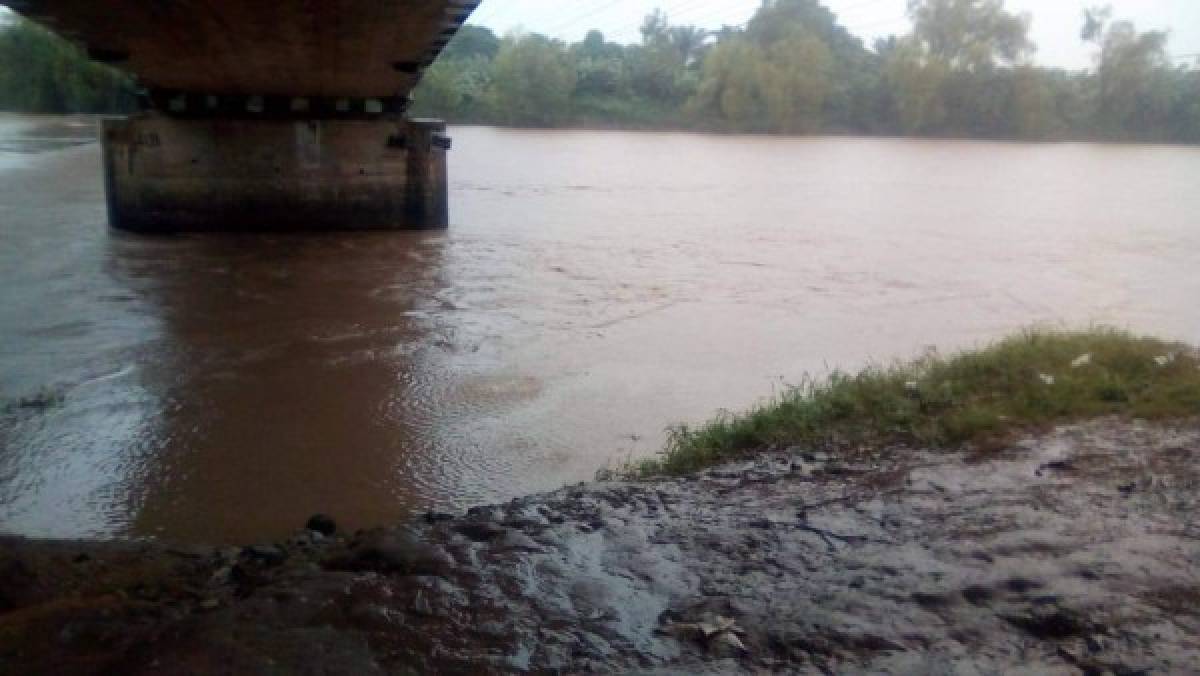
[6,0,478,231]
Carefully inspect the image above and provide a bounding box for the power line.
[546,0,627,37]
[476,0,911,46]
[583,0,738,43]
[473,0,615,39]
[654,0,723,22]
[834,0,895,17]
[843,14,909,33]
[602,0,735,44]
[661,0,742,24]
[669,1,754,31]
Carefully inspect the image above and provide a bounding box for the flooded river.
[1,114,1198,543]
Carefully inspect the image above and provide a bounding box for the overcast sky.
[467,0,1200,70]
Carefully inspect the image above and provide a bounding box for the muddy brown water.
[1,114,1198,543]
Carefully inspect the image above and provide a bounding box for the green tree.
[747,0,878,130]
[411,25,501,120]
[489,33,576,126]
[441,24,501,61]
[0,17,136,113]
[668,25,709,67]
[410,53,495,121]
[758,27,834,132]
[908,0,1033,72]
[690,37,763,130]
[571,31,628,98]
[1009,66,1056,138]
[690,1,842,133]
[1083,9,1174,138]
[1170,69,1200,143]
[885,0,1034,136]
[884,37,948,133]
[628,11,690,103]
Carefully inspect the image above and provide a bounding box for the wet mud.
[2,417,1198,674]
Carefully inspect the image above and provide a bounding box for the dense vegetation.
[629,328,1200,475]
[0,16,136,113]
[410,0,1200,143]
[2,1,1197,143]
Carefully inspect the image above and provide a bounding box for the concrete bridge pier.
[101,112,450,232]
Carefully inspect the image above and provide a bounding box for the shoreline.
[4,112,1200,150]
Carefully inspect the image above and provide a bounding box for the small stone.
[493,530,541,552]
[961,585,993,605]
[328,531,455,576]
[209,565,233,585]
[305,514,337,537]
[424,511,455,523]
[349,602,394,627]
[242,544,287,567]
[1005,577,1043,594]
[198,599,220,610]
[1004,607,1089,639]
[455,521,507,542]
[411,590,434,616]
[710,630,748,657]
[1035,460,1073,476]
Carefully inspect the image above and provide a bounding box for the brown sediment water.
[1,115,1198,543]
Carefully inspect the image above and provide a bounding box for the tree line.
[411,0,1200,144]
[0,16,136,113]
[1,1,1197,144]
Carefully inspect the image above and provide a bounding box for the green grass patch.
[632,328,1200,476]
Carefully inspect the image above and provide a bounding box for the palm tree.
[668,25,710,66]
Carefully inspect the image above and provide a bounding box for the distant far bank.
[3,112,1199,153]
[439,121,1200,149]
[407,2,1200,146]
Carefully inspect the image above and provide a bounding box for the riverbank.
[2,416,1198,673]
[635,328,1200,475]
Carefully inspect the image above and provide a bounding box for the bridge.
[3,1,480,230]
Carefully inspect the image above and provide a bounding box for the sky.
[466,0,1200,70]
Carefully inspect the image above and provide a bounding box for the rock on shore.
[2,417,1199,674]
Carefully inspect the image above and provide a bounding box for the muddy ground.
[2,417,1198,674]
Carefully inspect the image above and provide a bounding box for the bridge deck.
[5,0,477,98]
